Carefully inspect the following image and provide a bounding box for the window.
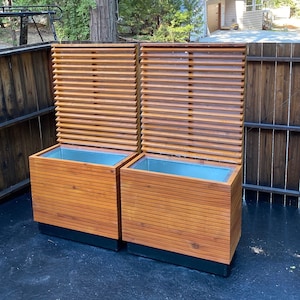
[246,0,262,11]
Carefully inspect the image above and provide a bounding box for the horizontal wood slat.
[140,43,246,164]
[121,157,243,264]
[52,43,138,151]
[30,154,120,239]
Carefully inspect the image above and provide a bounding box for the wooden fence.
[244,43,300,207]
[0,44,56,201]
[0,42,299,207]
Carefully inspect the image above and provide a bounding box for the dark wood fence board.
[262,43,276,57]
[12,123,31,182]
[31,50,53,108]
[40,113,56,149]
[1,125,26,188]
[10,55,27,116]
[0,128,14,188]
[292,43,300,56]
[261,62,275,123]
[245,43,300,207]
[273,131,287,189]
[247,43,262,56]
[0,115,56,192]
[245,129,259,185]
[19,52,39,114]
[0,46,56,196]
[287,132,300,190]
[27,114,56,153]
[0,56,16,122]
[290,63,300,126]
[259,130,272,187]
[277,43,291,57]
[245,62,261,123]
[275,62,290,125]
[1,47,53,123]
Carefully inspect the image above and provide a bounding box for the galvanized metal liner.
[130,156,233,182]
[42,146,127,166]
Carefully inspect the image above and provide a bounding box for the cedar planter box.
[30,145,137,250]
[121,153,242,275]
[120,43,246,276]
[29,43,139,250]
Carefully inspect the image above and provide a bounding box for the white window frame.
[245,0,262,11]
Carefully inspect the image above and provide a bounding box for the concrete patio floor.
[200,29,300,43]
[0,191,299,300]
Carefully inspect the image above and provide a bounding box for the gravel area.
[0,25,55,49]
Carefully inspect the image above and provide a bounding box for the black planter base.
[126,243,232,277]
[38,223,122,251]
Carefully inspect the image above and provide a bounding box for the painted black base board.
[38,223,122,251]
[127,243,231,277]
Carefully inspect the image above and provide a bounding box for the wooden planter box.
[29,43,139,250]
[29,43,245,274]
[120,43,246,275]
[30,145,137,250]
[121,153,242,275]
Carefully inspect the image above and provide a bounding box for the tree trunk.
[90,0,118,42]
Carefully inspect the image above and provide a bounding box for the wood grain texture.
[0,47,55,194]
[121,153,242,264]
[244,43,300,206]
[30,147,137,239]
[51,43,139,152]
[139,43,246,164]
[120,43,245,264]
[29,44,140,239]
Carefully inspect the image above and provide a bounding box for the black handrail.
[0,5,62,21]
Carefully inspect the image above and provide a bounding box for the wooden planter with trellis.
[29,43,139,250]
[120,43,246,275]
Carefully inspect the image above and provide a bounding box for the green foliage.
[11,0,205,42]
[13,0,96,41]
[267,0,300,16]
[118,0,204,42]
[118,0,181,36]
[55,0,96,41]
[152,10,193,42]
[13,0,52,4]
[271,0,294,7]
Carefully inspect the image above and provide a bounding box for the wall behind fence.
[244,43,300,207]
[0,45,56,201]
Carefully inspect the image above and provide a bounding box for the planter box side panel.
[121,168,232,264]
[30,155,120,239]
[230,166,243,259]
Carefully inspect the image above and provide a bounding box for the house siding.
[225,0,240,27]
[241,10,263,30]
[206,0,263,34]
[224,0,263,30]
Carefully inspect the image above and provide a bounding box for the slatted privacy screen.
[52,43,138,152]
[140,43,246,164]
